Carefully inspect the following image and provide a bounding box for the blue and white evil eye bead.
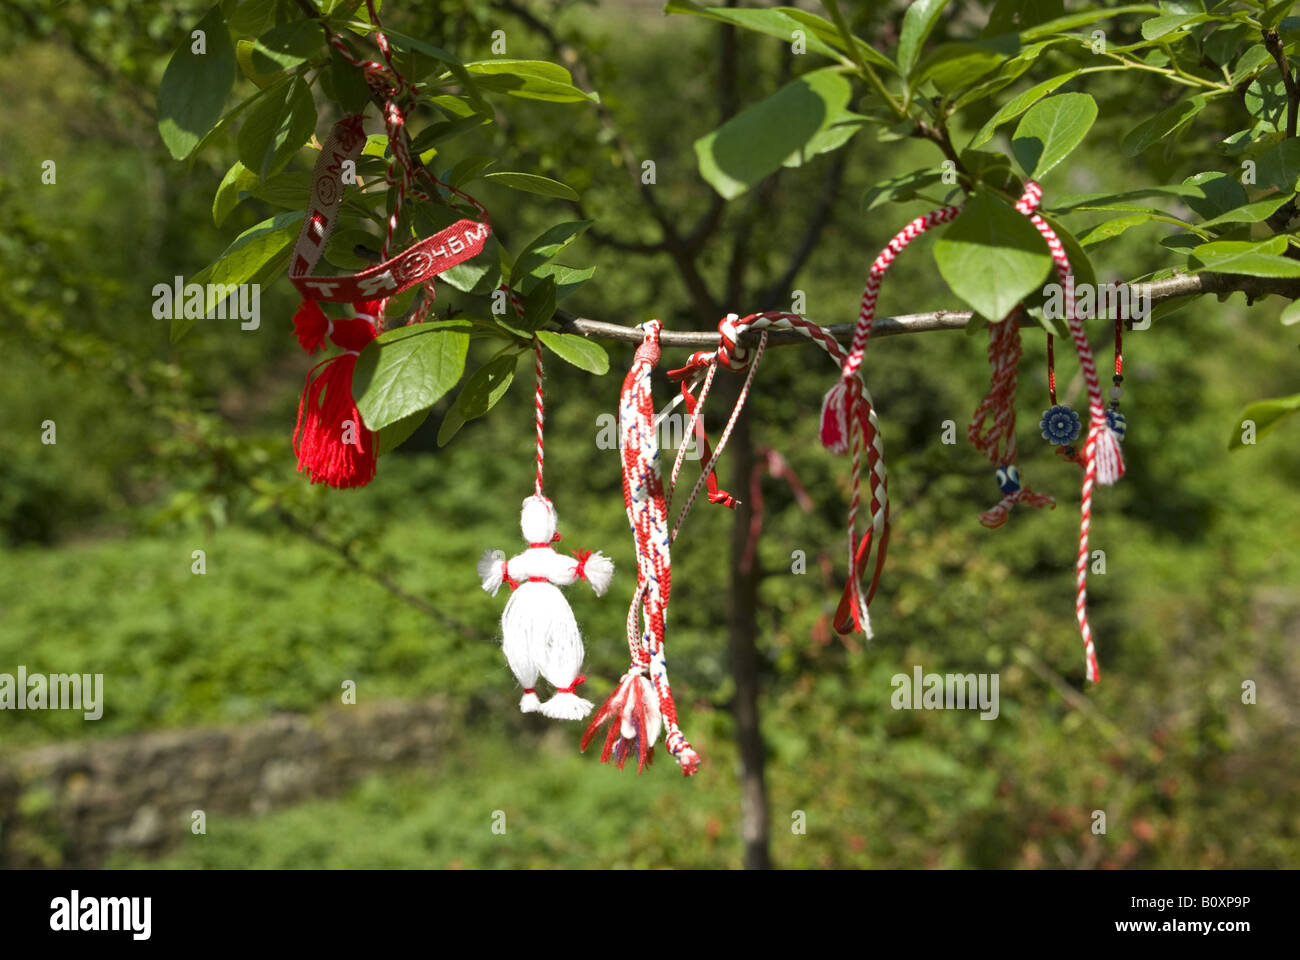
[1040,404,1082,446]
[995,464,1021,495]
[1106,407,1127,441]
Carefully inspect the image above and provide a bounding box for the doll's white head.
[520,495,557,545]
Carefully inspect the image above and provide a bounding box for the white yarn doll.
[477,495,613,720]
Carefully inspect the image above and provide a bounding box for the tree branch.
[554,270,1300,348]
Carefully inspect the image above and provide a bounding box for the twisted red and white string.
[1018,180,1106,684]
[534,337,545,497]
[684,310,891,632]
[829,206,960,635]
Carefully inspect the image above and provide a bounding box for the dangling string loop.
[820,207,960,636]
[1017,179,1125,683]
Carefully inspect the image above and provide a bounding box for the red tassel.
[292,305,380,489]
[293,301,330,354]
[819,380,852,454]
[581,670,658,774]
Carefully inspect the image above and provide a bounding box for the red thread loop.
[968,306,1055,527]
[555,675,586,695]
[572,549,592,581]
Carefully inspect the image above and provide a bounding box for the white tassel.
[482,496,611,721]
[581,551,614,596]
[477,549,506,596]
[622,674,661,746]
[1093,423,1126,486]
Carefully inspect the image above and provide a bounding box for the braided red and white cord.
[1017,180,1124,683]
[617,320,699,773]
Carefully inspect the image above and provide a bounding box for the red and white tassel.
[581,666,661,773]
[293,299,382,489]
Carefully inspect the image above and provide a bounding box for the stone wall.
[0,697,454,868]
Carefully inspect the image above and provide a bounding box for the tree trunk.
[727,399,771,869]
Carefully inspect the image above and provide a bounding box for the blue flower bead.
[996,464,1021,495]
[1107,407,1127,441]
[1040,404,1081,446]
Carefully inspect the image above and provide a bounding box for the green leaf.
[375,408,431,456]
[324,225,383,270]
[379,26,490,114]
[1280,299,1300,325]
[157,5,238,160]
[1261,0,1295,30]
[1203,23,1246,66]
[774,6,896,70]
[213,160,258,226]
[249,169,313,209]
[482,171,579,201]
[237,76,317,181]
[438,353,519,446]
[250,19,321,73]
[1049,184,1205,212]
[1182,171,1247,219]
[969,71,1078,148]
[1254,138,1300,193]
[441,238,504,295]
[932,190,1053,322]
[1079,214,1155,247]
[983,0,1064,35]
[1038,212,1095,290]
[1197,196,1291,229]
[465,60,598,103]
[864,168,943,210]
[1011,92,1096,178]
[1231,44,1273,83]
[522,276,558,332]
[1228,392,1300,449]
[783,111,866,167]
[409,113,490,153]
[446,155,497,187]
[1019,4,1161,42]
[530,263,596,302]
[537,331,610,375]
[693,66,851,200]
[1121,95,1207,156]
[324,43,372,114]
[512,221,592,290]
[1245,73,1290,132]
[898,0,949,77]
[228,0,278,37]
[173,210,304,342]
[1140,12,1205,41]
[663,1,848,61]
[912,34,1019,94]
[353,323,472,432]
[1189,238,1300,277]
